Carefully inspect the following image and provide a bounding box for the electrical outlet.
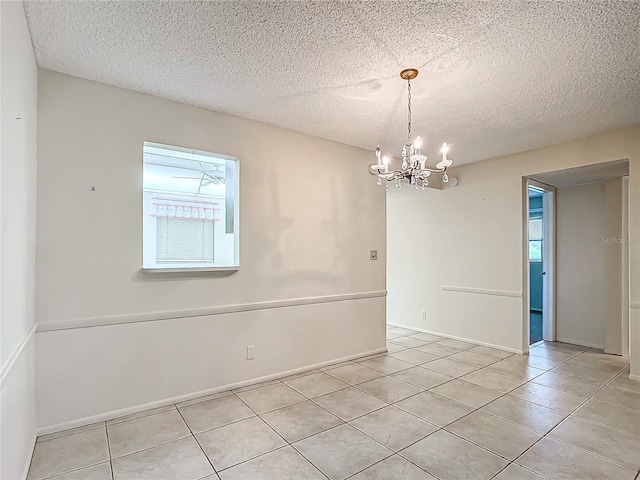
[246,345,255,360]
[421,310,427,319]
[370,250,378,260]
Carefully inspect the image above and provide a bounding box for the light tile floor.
[27,326,640,480]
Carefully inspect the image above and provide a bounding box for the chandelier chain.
[407,79,412,142]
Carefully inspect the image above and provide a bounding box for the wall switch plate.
[421,310,427,319]
[370,250,378,260]
[246,345,255,360]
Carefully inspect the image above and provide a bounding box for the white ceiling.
[23,1,640,165]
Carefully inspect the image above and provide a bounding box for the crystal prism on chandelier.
[369,68,453,190]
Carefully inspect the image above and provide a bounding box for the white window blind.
[156,216,214,263]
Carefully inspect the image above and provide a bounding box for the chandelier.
[369,68,453,190]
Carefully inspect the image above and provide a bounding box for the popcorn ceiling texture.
[23,1,640,165]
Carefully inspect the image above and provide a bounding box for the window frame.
[141,141,240,273]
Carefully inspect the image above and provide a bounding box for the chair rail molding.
[441,285,522,298]
[0,323,37,388]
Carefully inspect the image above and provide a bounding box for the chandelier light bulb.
[413,135,422,150]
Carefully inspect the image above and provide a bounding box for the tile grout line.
[174,402,219,477]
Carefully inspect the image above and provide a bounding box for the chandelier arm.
[407,79,412,143]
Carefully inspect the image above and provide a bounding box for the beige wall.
[0,1,39,478]
[388,125,640,379]
[35,70,387,431]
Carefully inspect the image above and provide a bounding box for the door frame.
[523,179,556,350]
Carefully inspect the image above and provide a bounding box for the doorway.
[527,181,555,346]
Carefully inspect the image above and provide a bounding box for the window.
[529,217,542,261]
[143,142,239,271]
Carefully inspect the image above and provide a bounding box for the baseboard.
[629,374,640,382]
[556,337,604,350]
[37,346,387,435]
[387,322,525,355]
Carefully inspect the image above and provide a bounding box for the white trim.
[556,337,605,350]
[628,374,640,382]
[0,324,37,388]
[37,291,387,332]
[36,346,387,435]
[630,302,640,309]
[387,322,526,354]
[441,286,522,298]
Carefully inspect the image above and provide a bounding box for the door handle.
[541,272,546,275]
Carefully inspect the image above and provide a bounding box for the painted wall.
[556,182,608,348]
[35,70,386,431]
[0,1,38,478]
[387,125,640,372]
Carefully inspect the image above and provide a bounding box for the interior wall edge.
[37,290,387,332]
[555,337,605,350]
[36,345,387,436]
[0,323,37,389]
[387,322,526,354]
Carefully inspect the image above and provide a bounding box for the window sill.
[141,266,239,273]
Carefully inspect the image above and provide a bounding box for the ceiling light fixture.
[370,68,453,190]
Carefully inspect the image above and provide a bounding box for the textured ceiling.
[24,1,640,165]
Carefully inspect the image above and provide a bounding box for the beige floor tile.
[401,430,508,480]
[111,437,214,480]
[388,327,419,336]
[539,342,589,354]
[261,401,343,443]
[409,333,445,343]
[593,385,640,411]
[389,349,440,365]
[509,382,585,413]
[430,379,502,408]
[356,376,423,403]
[313,387,387,421]
[549,416,640,470]
[567,355,628,374]
[421,357,478,377]
[27,427,109,480]
[389,337,428,349]
[395,391,473,427]
[446,351,497,368]
[357,356,414,374]
[517,437,636,480]
[414,343,462,357]
[486,360,546,380]
[573,399,640,436]
[493,464,546,480]
[445,411,542,460]
[503,354,559,370]
[284,372,349,398]
[435,339,477,350]
[350,455,437,480]
[196,417,286,470]
[350,406,438,451]
[480,395,566,434]
[324,363,384,385]
[47,462,112,480]
[107,409,191,458]
[178,394,255,433]
[550,362,616,384]
[236,383,306,414]
[387,332,406,340]
[460,369,525,393]
[609,372,640,393]
[467,345,514,360]
[391,366,453,389]
[528,346,578,363]
[218,446,325,480]
[531,372,601,398]
[293,424,392,480]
